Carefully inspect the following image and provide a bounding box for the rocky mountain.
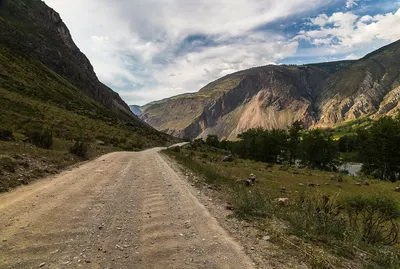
[0,0,136,120]
[0,0,175,147]
[315,40,400,126]
[140,40,400,140]
[129,105,143,116]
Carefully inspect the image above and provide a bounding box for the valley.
[1,0,400,269]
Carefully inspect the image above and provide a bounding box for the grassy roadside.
[0,134,122,192]
[164,144,400,269]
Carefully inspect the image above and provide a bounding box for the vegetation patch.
[164,141,400,268]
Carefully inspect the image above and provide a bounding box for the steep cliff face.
[140,40,400,139]
[316,40,400,126]
[0,0,134,120]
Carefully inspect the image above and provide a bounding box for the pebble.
[262,236,271,241]
[39,262,46,268]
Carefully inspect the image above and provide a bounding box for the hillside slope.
[141,40,400,139]
[316,40,400,126]
[0,0,135,119]
[0,0,175,147]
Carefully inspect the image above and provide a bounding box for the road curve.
[0,145,254,269]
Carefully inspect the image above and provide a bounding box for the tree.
[287,120,303,165]
[205,135,220,148]
[358,116,400,181]
[338,135,359,153]
[299,129,339,170]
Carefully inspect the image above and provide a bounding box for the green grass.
[332,117,374,138]
[164,145,400,269]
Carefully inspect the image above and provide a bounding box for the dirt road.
[0,146,254,269]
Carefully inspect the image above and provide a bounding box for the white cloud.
[297,9,400,50]
[43,0,331,105]
[346,0,359,9]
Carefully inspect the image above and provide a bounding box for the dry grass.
[165,145,400,269]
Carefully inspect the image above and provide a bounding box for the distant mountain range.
[137,40,400,140]
[129,105,143,116]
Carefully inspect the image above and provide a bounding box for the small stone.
[39,263,46,267]
[262,236,271,241]
[225,203,234,210]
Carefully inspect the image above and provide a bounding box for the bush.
[69,140,90,158]
[0,127,13,141]
[233,187,274,219]
[25,129,53,149]
[345,196,399,245]
[285,193,348,243]
[0,155,17,173]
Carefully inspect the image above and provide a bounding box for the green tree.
[205,135,220,148]
[358,116,400,181]
[236,128,288,163]
[287,120,303,165]
[299,129,339,170]
[338,135,359,153]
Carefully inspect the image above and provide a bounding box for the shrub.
[172,146,181,153]
[25,129,53,149]
[285,193,348,243]
[345,195,399,246]
[0,127,13,141]
[69,140,90,159]
[233,187,274,219]
[0,155,17,173]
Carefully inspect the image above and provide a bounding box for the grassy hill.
[0,0,179,191]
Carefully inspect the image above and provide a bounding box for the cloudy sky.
[44,0,400,105]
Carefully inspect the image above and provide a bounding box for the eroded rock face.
[140,64,343,139]
[141,40,400,139]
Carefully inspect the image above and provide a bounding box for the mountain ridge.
[140,41,400,139]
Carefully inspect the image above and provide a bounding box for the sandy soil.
[0,145,254,269]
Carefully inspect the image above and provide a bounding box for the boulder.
[222,154,234,162]
[249,173,257,183]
